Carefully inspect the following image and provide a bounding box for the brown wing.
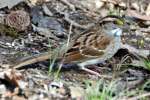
[64,25,113,63]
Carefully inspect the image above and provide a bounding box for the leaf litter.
[0,0,149,99]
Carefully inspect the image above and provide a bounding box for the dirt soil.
[0,0,149,100]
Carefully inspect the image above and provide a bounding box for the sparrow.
[13,18,123,78]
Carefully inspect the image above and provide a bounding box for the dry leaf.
[131,60,146,67]
[126,10,150,21]
[121,44,150,58]
[28,0,49,5]
[0,69,27,89]
[146,4,150,16]
[0,0,24,9]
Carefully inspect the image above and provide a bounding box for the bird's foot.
[80,66,112,79]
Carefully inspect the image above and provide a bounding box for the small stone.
[119,2,126,8]
[130,38,137,43]
[95,0,104,9]
[131,2,139,11]
[49,81,63,89]
[38,17,64,33]
[69,86,85,99]
[145,37,150,42]
[0,85,7,94]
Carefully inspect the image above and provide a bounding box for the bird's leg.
[81,66,101,76]
[78,64,112,79]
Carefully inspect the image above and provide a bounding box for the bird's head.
[103,23,123,37]
[99,16,130,38]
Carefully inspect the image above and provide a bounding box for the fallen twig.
[122,92,150,100]
[121,44,150,58]
[59,0,75,11]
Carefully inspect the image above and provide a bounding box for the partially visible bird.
[12,18,123,78]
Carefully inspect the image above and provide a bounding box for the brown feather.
[64,51,87,63]
[63,24,112,63]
